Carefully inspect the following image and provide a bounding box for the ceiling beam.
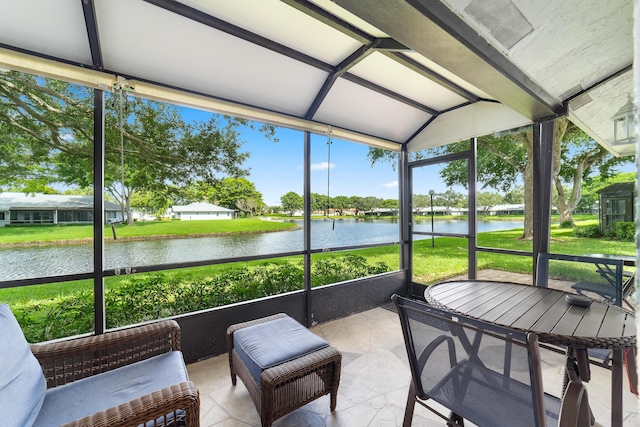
[81,0,103,70]
[305,42,380,119]
[280,0,374,45]
[334,0,559,120]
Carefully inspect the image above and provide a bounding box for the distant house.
[484,204,525,215]
[0,192,122,227]
[172,202,235,220]
[414,206,455,216]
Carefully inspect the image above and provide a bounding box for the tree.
[437,189,466,214]
[374,119,633,239]
[353,196,381,214]
[552,119,632,224]
[280,191,303,215]
[575,172,636,212]
[412,194,432,209]
[0,70,276,224]
[477,192,504,214]
[130,189,172,218]
[236,197,261,217]
[310,193,328,214]
[214,177,263,213]
[504,185,525,204]
[332,195,351,215]
[381,199,399,210]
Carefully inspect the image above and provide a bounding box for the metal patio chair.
[392,294,590,427]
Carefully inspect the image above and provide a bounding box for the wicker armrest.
[31,320,181,388]
[59,381,200,427]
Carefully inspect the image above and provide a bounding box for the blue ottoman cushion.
[233,316,329,383]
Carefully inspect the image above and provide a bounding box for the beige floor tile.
[188,302,638,427]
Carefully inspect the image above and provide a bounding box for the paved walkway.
[451,269,585,293]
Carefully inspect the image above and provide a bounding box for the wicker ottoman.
[227,313,342,427]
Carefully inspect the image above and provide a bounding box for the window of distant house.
[0,212,4,220]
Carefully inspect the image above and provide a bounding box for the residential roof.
[597,182,635,195]
[0,192,120,211]
[0,1,633,157]
[172,202,235,213]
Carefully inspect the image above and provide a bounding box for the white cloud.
[382,180,398,188]
[311,162,334,171]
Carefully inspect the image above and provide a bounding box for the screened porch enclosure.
[0,0,636,378]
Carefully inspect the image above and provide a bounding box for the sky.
[145,105,638,208]
[183,107,417,207]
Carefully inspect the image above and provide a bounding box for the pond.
[0,218,523,280]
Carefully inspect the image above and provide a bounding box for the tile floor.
[188,289,639,426]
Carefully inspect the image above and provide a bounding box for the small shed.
[172,202,235,220]
[598,182,635,234]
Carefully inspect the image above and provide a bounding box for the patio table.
[425,280,636,427]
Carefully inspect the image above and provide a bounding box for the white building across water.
[171,202,235,220]
[0,192,122,227]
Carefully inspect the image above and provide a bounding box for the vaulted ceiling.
[0,0,634,156]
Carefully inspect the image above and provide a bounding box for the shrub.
[559,220,574,228]
[15,255,391,342]
[573,224,600,238]
[613,222,635,241]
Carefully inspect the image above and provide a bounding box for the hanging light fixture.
[612,94,636,145]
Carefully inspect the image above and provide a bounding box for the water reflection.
[0,219,522,280]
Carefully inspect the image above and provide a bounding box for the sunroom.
[0,0,637,426]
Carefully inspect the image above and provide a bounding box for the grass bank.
[0,218,298,245]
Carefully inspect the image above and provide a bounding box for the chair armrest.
[558,381,591,427]
[31,320,181,388]
[59,381,200,427]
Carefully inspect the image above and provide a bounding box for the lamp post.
[429,190,435,248]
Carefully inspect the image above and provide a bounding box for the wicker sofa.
[0,303,199,427]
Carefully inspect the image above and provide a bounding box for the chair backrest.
[536,252,627,306]
[392,295,549,427]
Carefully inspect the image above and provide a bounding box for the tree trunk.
[552,118,607,224]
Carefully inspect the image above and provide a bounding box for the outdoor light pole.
[429,190,435,248]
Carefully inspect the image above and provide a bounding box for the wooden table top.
[425,280,636,349]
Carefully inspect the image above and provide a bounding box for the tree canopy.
[0,70,276,223]
[368,118,634,238]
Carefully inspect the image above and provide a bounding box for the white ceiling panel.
[0,0,92,65]
[0,0,634,156]
[96,0,327,116]
[350,52,467,111]
[314,78,431,142]
[178,0,363,66]
[409,102,532,151]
